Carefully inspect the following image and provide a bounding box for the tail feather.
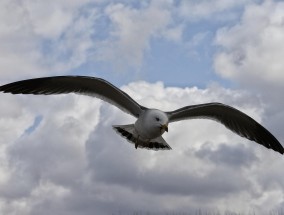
[113,124,172,151]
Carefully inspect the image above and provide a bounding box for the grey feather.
[0,76,146,118]
[167,102,284,154]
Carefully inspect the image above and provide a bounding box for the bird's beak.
[161,124,168,132]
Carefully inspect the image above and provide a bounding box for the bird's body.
[0,76,283,154]
[112,109,170,150]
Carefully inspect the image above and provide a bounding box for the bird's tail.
[112,124,171,150]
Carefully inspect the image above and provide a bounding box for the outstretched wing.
[166,102,284,155]
[0,76,146,118]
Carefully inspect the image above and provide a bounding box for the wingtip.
[269,145,284,155]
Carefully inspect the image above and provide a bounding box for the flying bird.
[0,76,283,154]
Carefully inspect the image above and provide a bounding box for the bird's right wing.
[0,76,146,118]
[166,102,284,155]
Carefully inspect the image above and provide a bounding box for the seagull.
[0,76,283,154]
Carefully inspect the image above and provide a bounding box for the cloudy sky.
[0,0,284,214]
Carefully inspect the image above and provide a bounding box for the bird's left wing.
[166,102,284,154]
[0,76,146,118]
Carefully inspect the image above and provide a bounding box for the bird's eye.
[155,117,160,121]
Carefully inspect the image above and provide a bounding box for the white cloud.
[0,81,283,214]
[0,0,284,214]
[0,0,98,80]
[214,0,284,89]
[97,1,177,70]
[178,0,257,22]
[0,0,184,79]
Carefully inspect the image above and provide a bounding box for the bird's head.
[148,109,169,135]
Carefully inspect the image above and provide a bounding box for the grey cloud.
[0,83,282,215]
[0,81,283,214]
[1,1,284,214]
[195,142,259,168]
[83,86,263,210]
[87,126,252,200]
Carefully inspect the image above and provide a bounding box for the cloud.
[96,1,178,71]
[178,0,258,22]
[213,1,284,146]
[214,0,284,89]
[0,0,98,80]
[0,1,284,214]
[195,142,259,168]
[0,81,283,214]
[0,0,182,79]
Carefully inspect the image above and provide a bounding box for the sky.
[0,0,284,214]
